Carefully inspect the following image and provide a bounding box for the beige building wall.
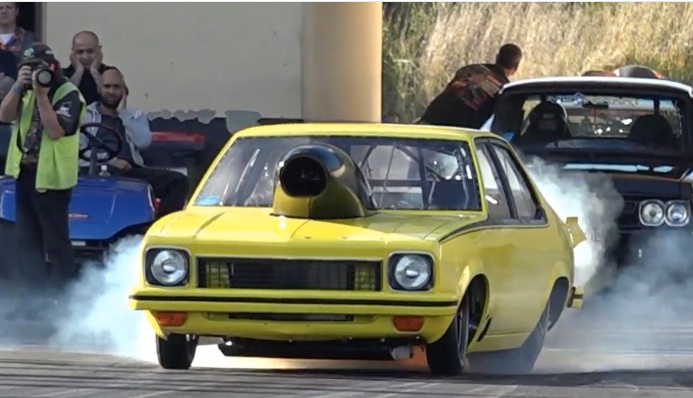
[43,3,304,118]
[43,2,382,122]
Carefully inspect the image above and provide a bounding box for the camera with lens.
[24,65,54,90]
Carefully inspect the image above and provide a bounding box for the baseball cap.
[19,42,57,67]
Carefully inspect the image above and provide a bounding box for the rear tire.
[156,333,199,370]
[467,301,550,375]
[426,296,470,376]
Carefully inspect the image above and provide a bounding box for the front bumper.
[129,289,459,343]
[609,227,693,266]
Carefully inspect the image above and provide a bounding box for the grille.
[623,200,638,214]
[197,258,382,291]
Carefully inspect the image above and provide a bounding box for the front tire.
[467,301,550,375]
[426,296,470,376]
[156,333,199,370]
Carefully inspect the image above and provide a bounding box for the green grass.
[383,2,693,122]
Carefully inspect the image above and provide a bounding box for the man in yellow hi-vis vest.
[0,43,85,320]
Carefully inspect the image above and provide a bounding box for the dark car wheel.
[156,333,199,370]
[467,301,550,375]
[426,296,470,376]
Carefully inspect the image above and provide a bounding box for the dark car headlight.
[665,200,690,226]
[639,200,665,227]
[145,248,190,286]
[388,253,433,291]
[639,200,690,227]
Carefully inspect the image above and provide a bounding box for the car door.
[486,139,553,325]
[472,140,531,334]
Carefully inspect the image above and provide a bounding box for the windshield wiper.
[581,101,609,110]
[561,163,676,174]
[535,146,683,159]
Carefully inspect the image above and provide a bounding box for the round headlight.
[666,201,690,226]
[392,255,432,290]
[639,200,665,227]
[150,250,188,286]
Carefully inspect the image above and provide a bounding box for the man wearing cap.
[0,42,85,317]
[418,43,523,129]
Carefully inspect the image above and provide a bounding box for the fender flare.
[457,259,487,303]
[542,261,572,311]
[457,259,492,340]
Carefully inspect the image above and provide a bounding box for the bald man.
[81,67,189,219]
[62,30,113,104]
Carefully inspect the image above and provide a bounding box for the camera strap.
[14,99,24,154]
[15,98,42,155]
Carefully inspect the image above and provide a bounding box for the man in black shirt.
[62,30,111,105]
[418,44,523,129]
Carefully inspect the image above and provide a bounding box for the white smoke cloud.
[528,155,693,365]
[49,235,154,362]
[524,156,624,289]
[3,152,691,374]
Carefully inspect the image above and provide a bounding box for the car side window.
[475,145,511,219]
[490,144,539,220]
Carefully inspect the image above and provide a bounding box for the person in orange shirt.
[418,44,523,129]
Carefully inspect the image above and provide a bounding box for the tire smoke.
[527,156,693,362]
[48,235,154,362]
[524,157,624,289]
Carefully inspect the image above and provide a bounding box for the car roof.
[501,76,693,96]
[233,122,499,142]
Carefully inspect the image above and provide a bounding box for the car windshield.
[503,93,685,156]
[193,135,481,211]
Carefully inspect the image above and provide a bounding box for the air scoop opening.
[279,155,328,197]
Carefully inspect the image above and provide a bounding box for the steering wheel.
[79,122,125,163]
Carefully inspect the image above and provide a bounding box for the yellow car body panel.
[129,123,583,357]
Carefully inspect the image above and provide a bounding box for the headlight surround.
[145,248,190,286]
[639,200,691,227]
[388,253,433,291]
[665,200,690,227]
[639,200,665,227]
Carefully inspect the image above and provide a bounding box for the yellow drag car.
[128,123,585,376]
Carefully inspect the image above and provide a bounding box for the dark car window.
[494,91,688,157]
[193,135,481,211]
[475,145,511,219]
[490,144,539,220]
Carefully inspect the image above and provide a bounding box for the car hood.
[153,208,486,245]
[523,153,693,198]
[599,171,686,197]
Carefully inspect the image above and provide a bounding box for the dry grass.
[383,3,693,122]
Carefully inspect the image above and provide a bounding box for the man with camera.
[0,43,85,318]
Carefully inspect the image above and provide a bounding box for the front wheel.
[425,296,470,376]
[156,333,199,370]
[467,301,549,375]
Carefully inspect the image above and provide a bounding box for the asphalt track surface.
[3,300,693,398]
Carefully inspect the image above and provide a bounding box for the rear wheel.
[156,333,199,370]
[426,296,470,376]
[467,301,550,375]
